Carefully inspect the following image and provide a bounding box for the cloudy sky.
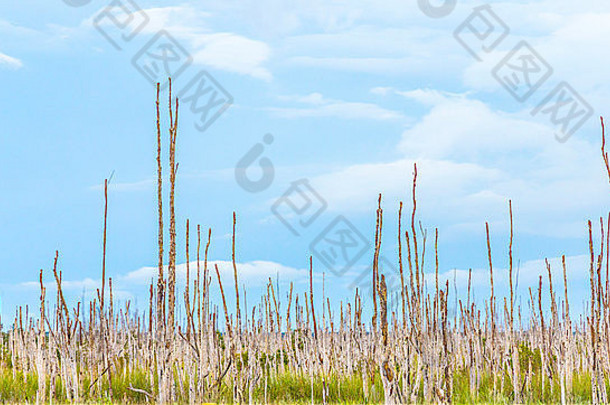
[1,0,609,323]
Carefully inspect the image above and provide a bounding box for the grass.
[0,364,601,403]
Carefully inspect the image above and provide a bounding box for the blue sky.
[1,0,609,323]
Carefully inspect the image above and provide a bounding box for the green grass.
[0,370,599,404]
[0,356,605,404]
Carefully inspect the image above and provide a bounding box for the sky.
[1,0,609,325]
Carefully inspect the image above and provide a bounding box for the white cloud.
[12,259,310,316]
[119,260,309,288]
[396,96,551,159]
[135,6,272,80]
[275,9,467,76]
[85,5,272,80]
[20,277,99,292]
[0,51,22,69]
[537,13,610,92]
[191,33,272,81]
[271,0,610,96]
[463,10,610,98]
[375,87,469,107]
[293,90,609,238]
[231,0,423,37]
[18,277,135,303]
[266,92,407,121]
[11,250,596,320]
[18,260,308,295]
